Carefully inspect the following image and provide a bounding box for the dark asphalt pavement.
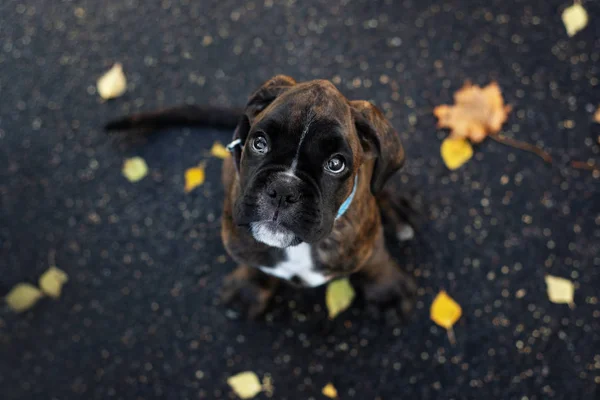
[0,0,599,399]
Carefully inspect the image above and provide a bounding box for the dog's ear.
[235,75,297,143]
[350,100,405,194]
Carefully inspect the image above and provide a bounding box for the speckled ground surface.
[1,0,599,399]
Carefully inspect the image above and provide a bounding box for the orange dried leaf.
[430,290,462,329]
[434,82,512,143]
[594,106,600,124]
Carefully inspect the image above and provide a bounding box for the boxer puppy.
[105,75,417,319]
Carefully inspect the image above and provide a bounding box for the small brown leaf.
[434,82,512,143]
[5,283,44,313]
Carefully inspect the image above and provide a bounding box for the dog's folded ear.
[350,100,405,194]
[235,75,297,143]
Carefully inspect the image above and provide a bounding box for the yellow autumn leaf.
[5,283,44,313]
[227,371,262,399]
[562,3,588,37]
[122,156,149,182]
[545,275,575,308]
[440,137,473,170]
[430,290,462,329]
[325,278,355,319]
[184,163,206,193]
[322,383,338,398]
[38,266,69,299]
[210,142,230,159]
[97,63,127,100]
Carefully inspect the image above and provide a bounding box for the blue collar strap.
[336,175,358,219]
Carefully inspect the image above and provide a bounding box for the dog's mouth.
[250,221,302,248]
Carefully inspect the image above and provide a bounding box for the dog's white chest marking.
[259,243,331,287]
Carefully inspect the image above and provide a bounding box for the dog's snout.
[266,180,300,206]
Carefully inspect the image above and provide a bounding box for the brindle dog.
[106,75,417,319]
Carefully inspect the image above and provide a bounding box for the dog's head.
[231,75,404,248]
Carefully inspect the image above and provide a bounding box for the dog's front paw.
[362,268,417,319]
[220,265,279,319]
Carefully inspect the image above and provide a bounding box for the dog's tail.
[104,105,243,132]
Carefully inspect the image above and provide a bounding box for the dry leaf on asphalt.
[545,275,575,308]
[122,157,149,182]
[227,371,263,399]
[39,266,69,299]
[430,290,462,345]
[433,81,512,143]
[184,163,206,193]
[325,278,355,319]
[97,63,127,100]
[562,3,588,37]
[322,383,338,398]
[440,137,474,170]
[5,283,44,313]
[593,106,600,124]
[210,142,230,159]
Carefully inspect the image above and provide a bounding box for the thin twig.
[571,160,599,171]
[489,134,553,164]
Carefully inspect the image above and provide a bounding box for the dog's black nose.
[266,180,300,206]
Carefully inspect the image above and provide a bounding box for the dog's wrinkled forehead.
[255,80,356,142]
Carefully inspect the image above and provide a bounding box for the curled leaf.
[122,157,149,182]
[322,383,338,398]
[184,163,206,193]
[39,266,69,299]
[545,275,575,308]
[5,283,44,313]
[562,3,588,37]
[434,82,511,143]
[440,137,473,170]
[325,278,355,319]
[227,371,262,399]
[97,63,127,100]
[210,142,230,159]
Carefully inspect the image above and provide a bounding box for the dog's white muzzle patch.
[250,221,296,248]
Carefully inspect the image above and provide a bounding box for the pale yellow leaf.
[322,383,338,398]
[122,157,149,182]
[184,164,206,193]
[430,290,462,329]
[227,371,262,399]
[440,137,473,170]
[325,278,355,319]
[210,142,230,159]
[5,283,44,313]
[562,3,588,37]
[545,275,575,306]
[97,63,127,100]
[38,266,69,299]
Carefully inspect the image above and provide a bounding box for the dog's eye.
[325,156,345,174]
[251,135,269,154]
